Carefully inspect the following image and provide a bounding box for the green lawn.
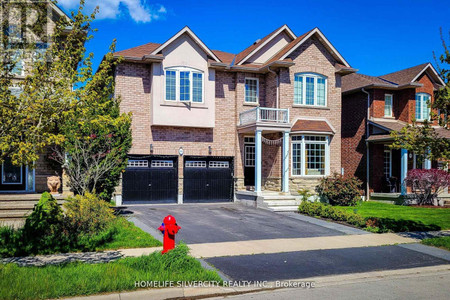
[97,217,161,250]
[336,201,450,230]
[422,236,450,251]
[0,244,221,300]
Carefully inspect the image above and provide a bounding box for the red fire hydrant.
[158,215,181,254]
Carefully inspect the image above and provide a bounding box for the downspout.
[361,88,370,201]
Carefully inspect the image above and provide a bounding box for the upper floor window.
[415,93,430,121]
[245,78,259,103]
[384,94,393,117]
[294,73,327,107]
[165,67,203,103]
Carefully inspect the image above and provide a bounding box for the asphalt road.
[204,245,449,281]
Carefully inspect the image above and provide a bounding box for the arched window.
[294,73,327,106]
[415,93,431,121]
[165,67,204,103]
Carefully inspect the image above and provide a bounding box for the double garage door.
[122,155,233,204]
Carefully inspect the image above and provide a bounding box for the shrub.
[404,169,450,206]
[298,201,365,227]
[298,188,312,202]
[20,192,69,255]
[63,192,116,235]
[0,226,19,257]
[315,173,362,206]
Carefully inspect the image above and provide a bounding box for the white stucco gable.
[151,26,221,62]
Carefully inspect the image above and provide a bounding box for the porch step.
[0,196,65,223]
[263,200,298,206]
[257,194,300,212]
[267,205,300,212]
[0,210,32,219]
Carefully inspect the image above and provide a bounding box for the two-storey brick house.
[341,63,448,199]
[113,25,356,208]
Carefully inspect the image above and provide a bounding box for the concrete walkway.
[188,233,418,258]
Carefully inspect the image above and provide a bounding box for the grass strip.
[0,244,221,300]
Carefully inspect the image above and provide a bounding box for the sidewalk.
[188,233,418,258]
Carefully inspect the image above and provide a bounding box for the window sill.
[383,116,395,119]
[243,102,259,107]
[291,175,327,179]
[160,102,208,109]
[292,104,329,110]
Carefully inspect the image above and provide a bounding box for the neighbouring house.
[113,25,356,209]
[0,2,70,195]
[341,63,449,200]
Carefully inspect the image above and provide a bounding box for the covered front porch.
[367,138,432,197]
[238,107,291,195]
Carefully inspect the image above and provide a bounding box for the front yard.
[0,244,222,300]
[298,201,450,233]
[336,202,450,230]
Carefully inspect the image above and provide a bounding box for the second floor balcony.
[238,107,291,132]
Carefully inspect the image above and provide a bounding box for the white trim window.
[165,67,204,103]
[294,73,327,106]
[383,145,392,178]
[291,135,330,176]
[415,93,431,121]
[384,94,393,117]
[244,78,259,103]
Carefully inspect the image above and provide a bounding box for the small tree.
[405,169,450,206]
[46,3,132,200]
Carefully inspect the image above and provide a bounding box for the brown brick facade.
[115,34,344,198]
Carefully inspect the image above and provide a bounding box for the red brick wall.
[341,91,367,183]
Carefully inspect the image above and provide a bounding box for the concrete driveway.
[121,203,344,244]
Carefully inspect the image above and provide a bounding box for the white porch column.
[401,148,408,195]
[282,131,290,193]
[424,150,432,169]
[255,130,262,193]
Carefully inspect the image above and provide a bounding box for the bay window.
[291,135,329,176]
[415,93,430,121]
[294,73,327,106]
[165,67,203,103]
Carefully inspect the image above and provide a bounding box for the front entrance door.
[244,137,255,186]
[0,157,26,191]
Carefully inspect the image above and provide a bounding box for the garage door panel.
[183,157,233,203]
[123,156,177,203]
